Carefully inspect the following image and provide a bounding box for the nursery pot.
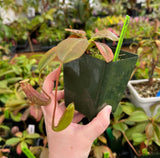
[138,153,160,158]
[126,79,160,117]
[63,49,138,120]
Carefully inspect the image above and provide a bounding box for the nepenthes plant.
[20,15,130,132]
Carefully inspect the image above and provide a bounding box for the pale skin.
[41,68,112,158]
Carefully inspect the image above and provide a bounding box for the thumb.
[83,105,112,141]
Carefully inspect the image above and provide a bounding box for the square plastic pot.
[63,50,138,120]
[126,79,160,117]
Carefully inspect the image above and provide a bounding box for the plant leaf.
[6,137,20,146]
[94,42,113,63]
[65,28,86,37]
[30,105,43,121]
[16,143,22,155]
[56,38,89,63]
[124,122,148,141]
[113,104,123,121]
[20,82,50,106]
[113,122,128,133]
[26,133,40,139]
[38,46,57,72]
[5,99,26,108]
[153,123,160,146]
[40,147,49,158]
[93,146,112,158]
[132,133,146,145]
[52,103,75,131]
[21,108,30,121]
[145,123,154,139]
[10,112,22,122]
[155,40,160,51]
[91,29,119,41]
[127,111,148,122]
[121,102,136,115]
[0,114,5,125]
[15,132,23,138]
[98,135,107,144]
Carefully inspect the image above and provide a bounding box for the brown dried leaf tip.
[20,81,50,106]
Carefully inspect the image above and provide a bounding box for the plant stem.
[52,63,62,128]
[28,33,34,53]
[122,132,142,157]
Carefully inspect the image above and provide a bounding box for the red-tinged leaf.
[15,132,23,138]
[91,29,119,41]
[21,108,30,121]
[17,143,22,155]
[93,146,113,158]
[155,66,160,75]
[145,123,154,139]
[56,38,89,63]
[68,34,82,38]
[94,42,114,63]
[30,105,43,122]
[65,28,86,36]
[155,40,160,51]
[20,82,50,106]
[0,148,10,153]
[0,114,5,125]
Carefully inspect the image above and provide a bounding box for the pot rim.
[128,79,160,102]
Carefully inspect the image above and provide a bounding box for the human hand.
[41,68,112,158]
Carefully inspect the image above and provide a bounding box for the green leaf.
[10,112,22,122]
[21,141,36,158]
[153,123,160,146]
[53,103,75,131]
[124,122,148,141]
[56,38,89,63]
[0,80,8,88]
[0,125,10,130]
[113,104,123,121]
[25,133,40,139]
[5,99,26,108]
[38,46,57,72]
[91,29,119,41]
[94,42,113,63]
[124,120,136,126]
[132,133,146,145]
[128,111,148,122]
[6,137,20,146]
[0,114,5,124]
[0,137,3,141]
[113,122,128,133]
[112,129,122,140]
[121,102,136,115]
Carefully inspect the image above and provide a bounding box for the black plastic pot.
[16,40,28,50]
[138,153,160,158]
[127,8,139,17]
[63,49,138,120]
[40,41,59,51]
